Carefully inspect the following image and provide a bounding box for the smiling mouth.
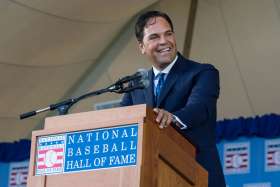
[158,47,171,53]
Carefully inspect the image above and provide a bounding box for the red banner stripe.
[38,148,63,154]
[37,163,62,169]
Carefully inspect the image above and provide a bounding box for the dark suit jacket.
[120,53,226,187]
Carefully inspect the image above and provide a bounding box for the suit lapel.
[143,69,155,107]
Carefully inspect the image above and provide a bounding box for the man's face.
[139,16,177,70]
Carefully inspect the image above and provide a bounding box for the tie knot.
[156,73,165,80]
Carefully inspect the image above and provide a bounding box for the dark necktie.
[155,73,165,105]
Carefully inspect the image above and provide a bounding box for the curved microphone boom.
[20,69,149,119]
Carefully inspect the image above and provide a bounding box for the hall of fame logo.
[223,142,250,174]
[9,161,29,187]
[265,139,280,172]
[36,135,65,175]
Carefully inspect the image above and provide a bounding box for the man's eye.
[166,32,173,36]
[149,35,158,40]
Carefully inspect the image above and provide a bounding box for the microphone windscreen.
[141,78,150,88]
[137,69,149,88]
[137,68,148,78]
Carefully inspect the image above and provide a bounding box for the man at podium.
[120,11,226,187]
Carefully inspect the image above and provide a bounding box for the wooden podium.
[27,104,208,187]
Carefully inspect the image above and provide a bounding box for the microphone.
[115,69,147,84]
[110,69,150,93]
[126,69,149,90]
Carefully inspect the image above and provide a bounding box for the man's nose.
[159,35,167,44]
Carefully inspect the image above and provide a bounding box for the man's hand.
[153,108,173,129]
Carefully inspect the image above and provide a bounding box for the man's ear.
[138,42,145,54]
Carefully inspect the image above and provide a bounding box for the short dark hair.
[135,10,174,42]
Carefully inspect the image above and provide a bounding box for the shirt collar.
[152,54,178,77]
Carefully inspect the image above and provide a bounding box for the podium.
[27,104,208,187]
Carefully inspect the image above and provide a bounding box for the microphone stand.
[19,81,133,120]
[20,69,148,120]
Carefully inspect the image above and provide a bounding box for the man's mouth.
[158,47,171,53]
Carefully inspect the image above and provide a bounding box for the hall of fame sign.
[35,124,138,175]
[36,134,65,175]
[223,142,250,174]
[265,138,280,172]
